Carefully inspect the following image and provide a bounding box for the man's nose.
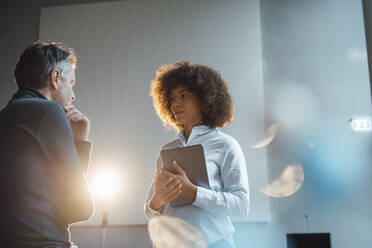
[71,90,76,101]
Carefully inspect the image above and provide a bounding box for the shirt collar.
[11,88,47,100]
[177,125,216,140]
[9,88,47,104]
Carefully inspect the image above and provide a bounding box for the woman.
[144,61,249,248]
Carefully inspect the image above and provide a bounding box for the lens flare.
[91,170,119,199]
[148,216,207,248]
[251,123,279,149]
[261,164,304,198]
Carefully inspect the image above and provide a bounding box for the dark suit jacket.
[0,89,94,247]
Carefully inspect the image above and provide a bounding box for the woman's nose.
[172,98,181,107]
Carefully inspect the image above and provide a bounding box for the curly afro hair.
[150,61,234,130]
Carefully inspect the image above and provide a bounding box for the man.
[0,41,94,247]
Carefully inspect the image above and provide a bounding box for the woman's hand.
[150,171,182,211]
[161,160,197,201]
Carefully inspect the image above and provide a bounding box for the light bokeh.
[261,164,304,198]
[251,123,279,149]
[148,216,207,248]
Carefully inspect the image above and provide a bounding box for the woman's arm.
[192,140,250,219]
[144,155,182,219]
[144,156,163,218]
[162,139,250,219]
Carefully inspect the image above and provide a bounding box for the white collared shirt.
[144,125,249,245]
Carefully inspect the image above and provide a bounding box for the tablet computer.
[160,144,210,207]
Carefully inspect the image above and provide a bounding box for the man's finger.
[63,104,75,112]
[67,113,83,122]
[66,109,80,118]
[67,111,84,120]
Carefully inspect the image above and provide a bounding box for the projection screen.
[39,0,270,225]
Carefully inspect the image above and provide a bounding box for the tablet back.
[160,144,210,207]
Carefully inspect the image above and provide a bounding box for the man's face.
[54,68,76,106]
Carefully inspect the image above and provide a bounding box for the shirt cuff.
[146,201,163,217]
[192,186,214,210]
[75,140,93,150]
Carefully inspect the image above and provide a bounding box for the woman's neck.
[183,123,203,143]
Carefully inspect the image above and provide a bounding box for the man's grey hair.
[14,41,77,89]
[54,59,74,81]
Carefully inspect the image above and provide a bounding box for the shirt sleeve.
[74,140,93,174]
[37,102,94,224]
[144,155,164,219]
[192,139,250,219]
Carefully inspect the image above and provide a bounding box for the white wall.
[237,0,372,247]
[39,0,270,225]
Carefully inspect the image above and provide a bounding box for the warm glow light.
[91,170,119,199]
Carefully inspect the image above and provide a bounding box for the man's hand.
[64,104,90,141]
[161,160,197,201]
[150,172,182,210]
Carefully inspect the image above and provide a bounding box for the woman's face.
[170,85,203,128]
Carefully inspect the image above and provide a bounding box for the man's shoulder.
[6,98,63,116]
[10,97,57,108]
[1,99,66,128]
